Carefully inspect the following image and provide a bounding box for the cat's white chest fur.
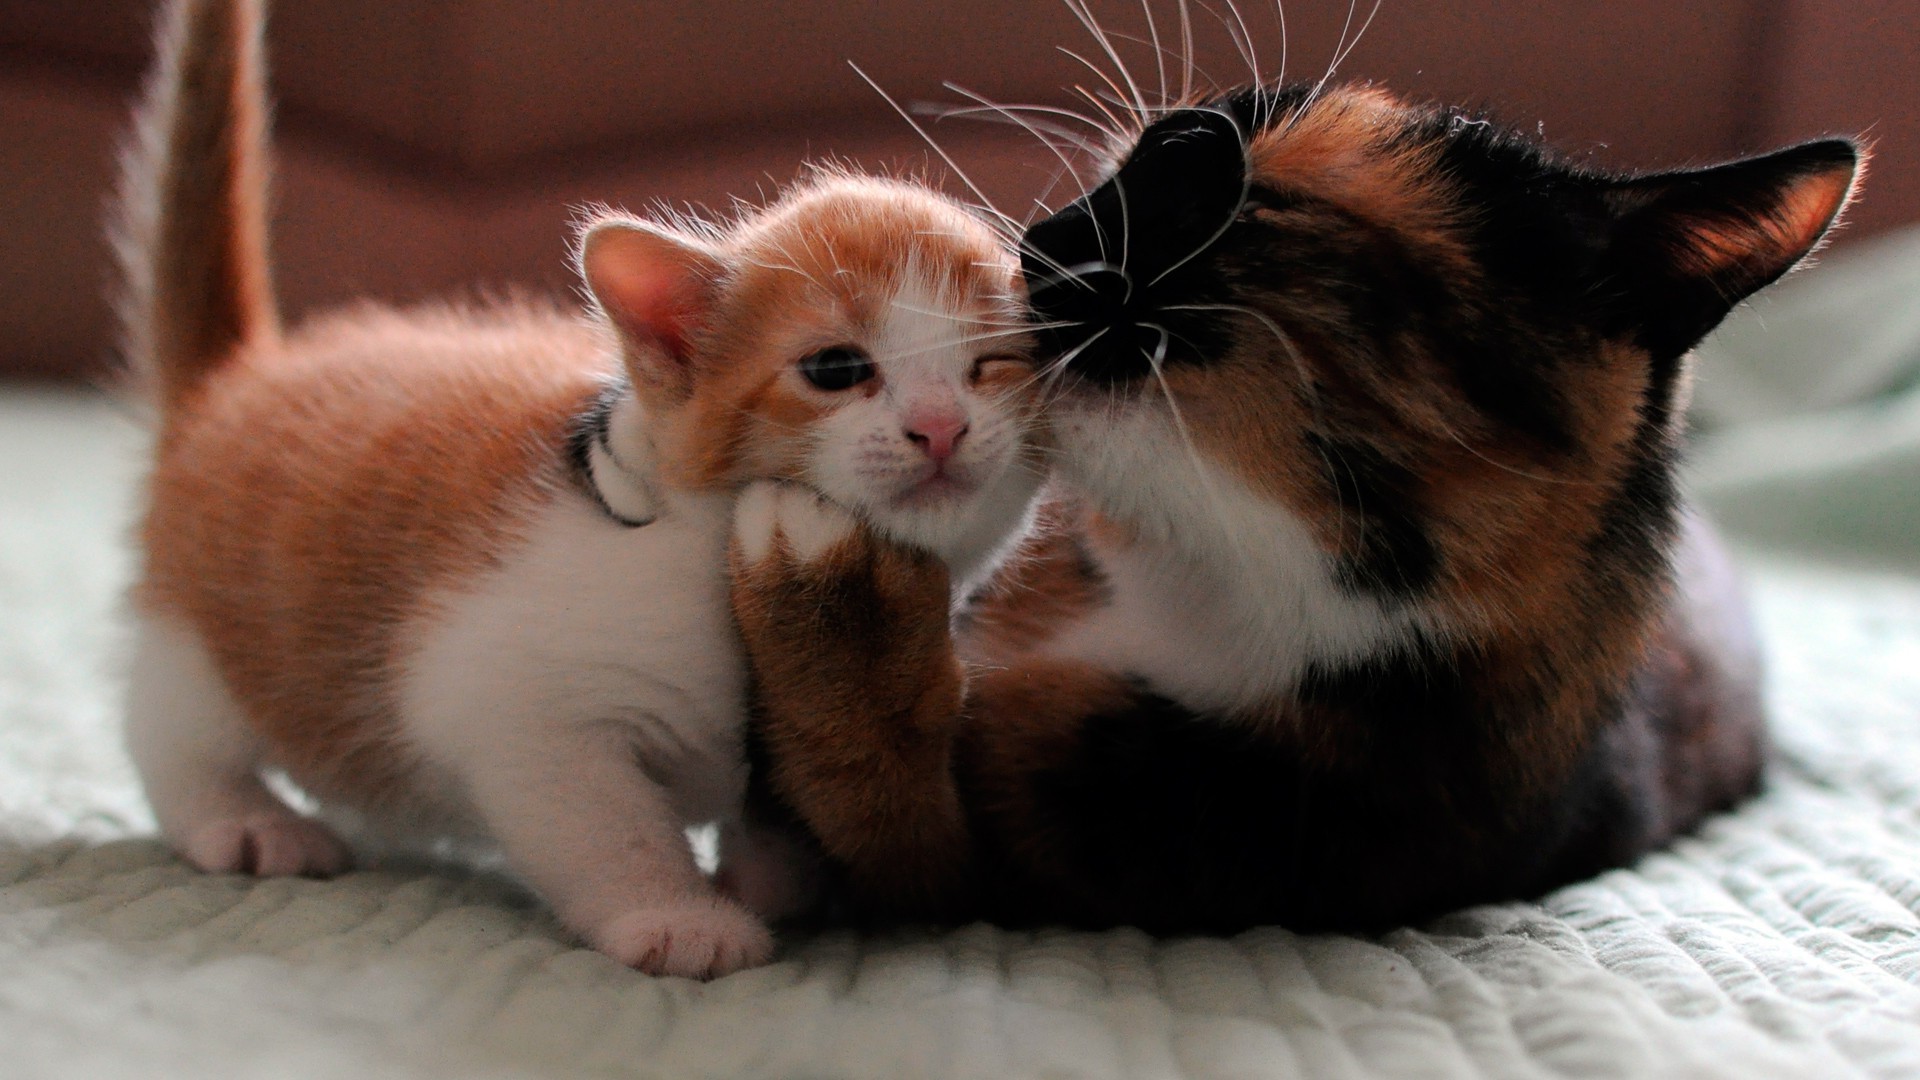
[1038,407,1425,715]
[399,482,746,829]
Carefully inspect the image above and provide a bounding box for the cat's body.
[731,83,1858,930]
[119,0,1043,976]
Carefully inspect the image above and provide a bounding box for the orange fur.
[138,305,609,806]
[115,0,278,411]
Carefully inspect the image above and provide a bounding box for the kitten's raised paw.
[183,813,352,878]
[733,481,859,567]
[593,898,774,979]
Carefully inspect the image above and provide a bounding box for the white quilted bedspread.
[5,360,1920,1078]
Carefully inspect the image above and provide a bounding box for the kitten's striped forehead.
[738,178,1022,328]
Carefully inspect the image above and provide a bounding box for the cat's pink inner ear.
[1676,162,1860,280]
[581,222,723,368]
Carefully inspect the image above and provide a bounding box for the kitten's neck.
[574,385,661,527]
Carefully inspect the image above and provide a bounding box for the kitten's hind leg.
[123,615,350,878]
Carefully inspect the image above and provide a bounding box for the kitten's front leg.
[729,482,975,917]
[454,722,772,978]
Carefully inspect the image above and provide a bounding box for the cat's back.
[147,300,604,549]
[137,300,612,793]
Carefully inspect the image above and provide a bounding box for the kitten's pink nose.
[904,410,969,465]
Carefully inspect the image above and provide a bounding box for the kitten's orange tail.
[114,0,279,413]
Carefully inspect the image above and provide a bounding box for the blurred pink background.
[2,0,1914,380]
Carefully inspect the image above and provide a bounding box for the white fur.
[585,392,660,525]
[733,481,856,566]
[394,473,771,974]
[802,273,1047,593]
[124,616,351,877]
[126,429,777,977]
[1039,400,1438,714]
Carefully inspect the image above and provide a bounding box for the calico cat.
[117,0,1044,976]
[729,81,1861,930]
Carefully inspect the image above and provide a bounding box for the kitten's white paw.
[733,481,857,566]
[593,897,774,979]
[183,813,352,878]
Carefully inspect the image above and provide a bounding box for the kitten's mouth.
[892,470,976,508]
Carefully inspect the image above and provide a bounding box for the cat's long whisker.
[1139,0,1169,108]
[1144,119,1252,289]
[1136,325,1240,531]
[1161,302,1320,410]
[1175,0,1201,103]
[847,62,1027,247]
[929,101,1108,159]
[1160,301,1357,548]
[1037,326,1111,390]
[1327,0,1383,81]
[933,87,1100,204]
[1209,0,1263,88]
[1060,55,1140,138]
[1273,0,1290,84]
[1440,427,1594,486]
[1060,0,1150,121]
[930,101,1106,162]
[878,296,1048,328]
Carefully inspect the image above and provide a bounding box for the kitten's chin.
[854,462,1046,595]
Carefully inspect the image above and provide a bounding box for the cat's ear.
[578,217,727,394]
[1600,139,1863,359]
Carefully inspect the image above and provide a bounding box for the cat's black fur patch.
[1309,433,1438,598]
[1023,107,1251,383]
[989,648,1662,933]
[1600,139,1859,364]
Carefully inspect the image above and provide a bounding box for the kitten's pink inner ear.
[582,224,722,365]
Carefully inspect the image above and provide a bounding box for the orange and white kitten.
[117,0,1042,978]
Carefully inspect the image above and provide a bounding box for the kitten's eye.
[970,355,1032,385]
[798,346,876,391]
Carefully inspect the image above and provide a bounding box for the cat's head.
[1021,83,1858,631]
[578,175,1047,578]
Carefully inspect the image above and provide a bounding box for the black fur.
[566,381,651,528]
[1309,433,1439,598]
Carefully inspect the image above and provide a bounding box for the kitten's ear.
[1601,138,1863,359]
[578,217,726,393]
